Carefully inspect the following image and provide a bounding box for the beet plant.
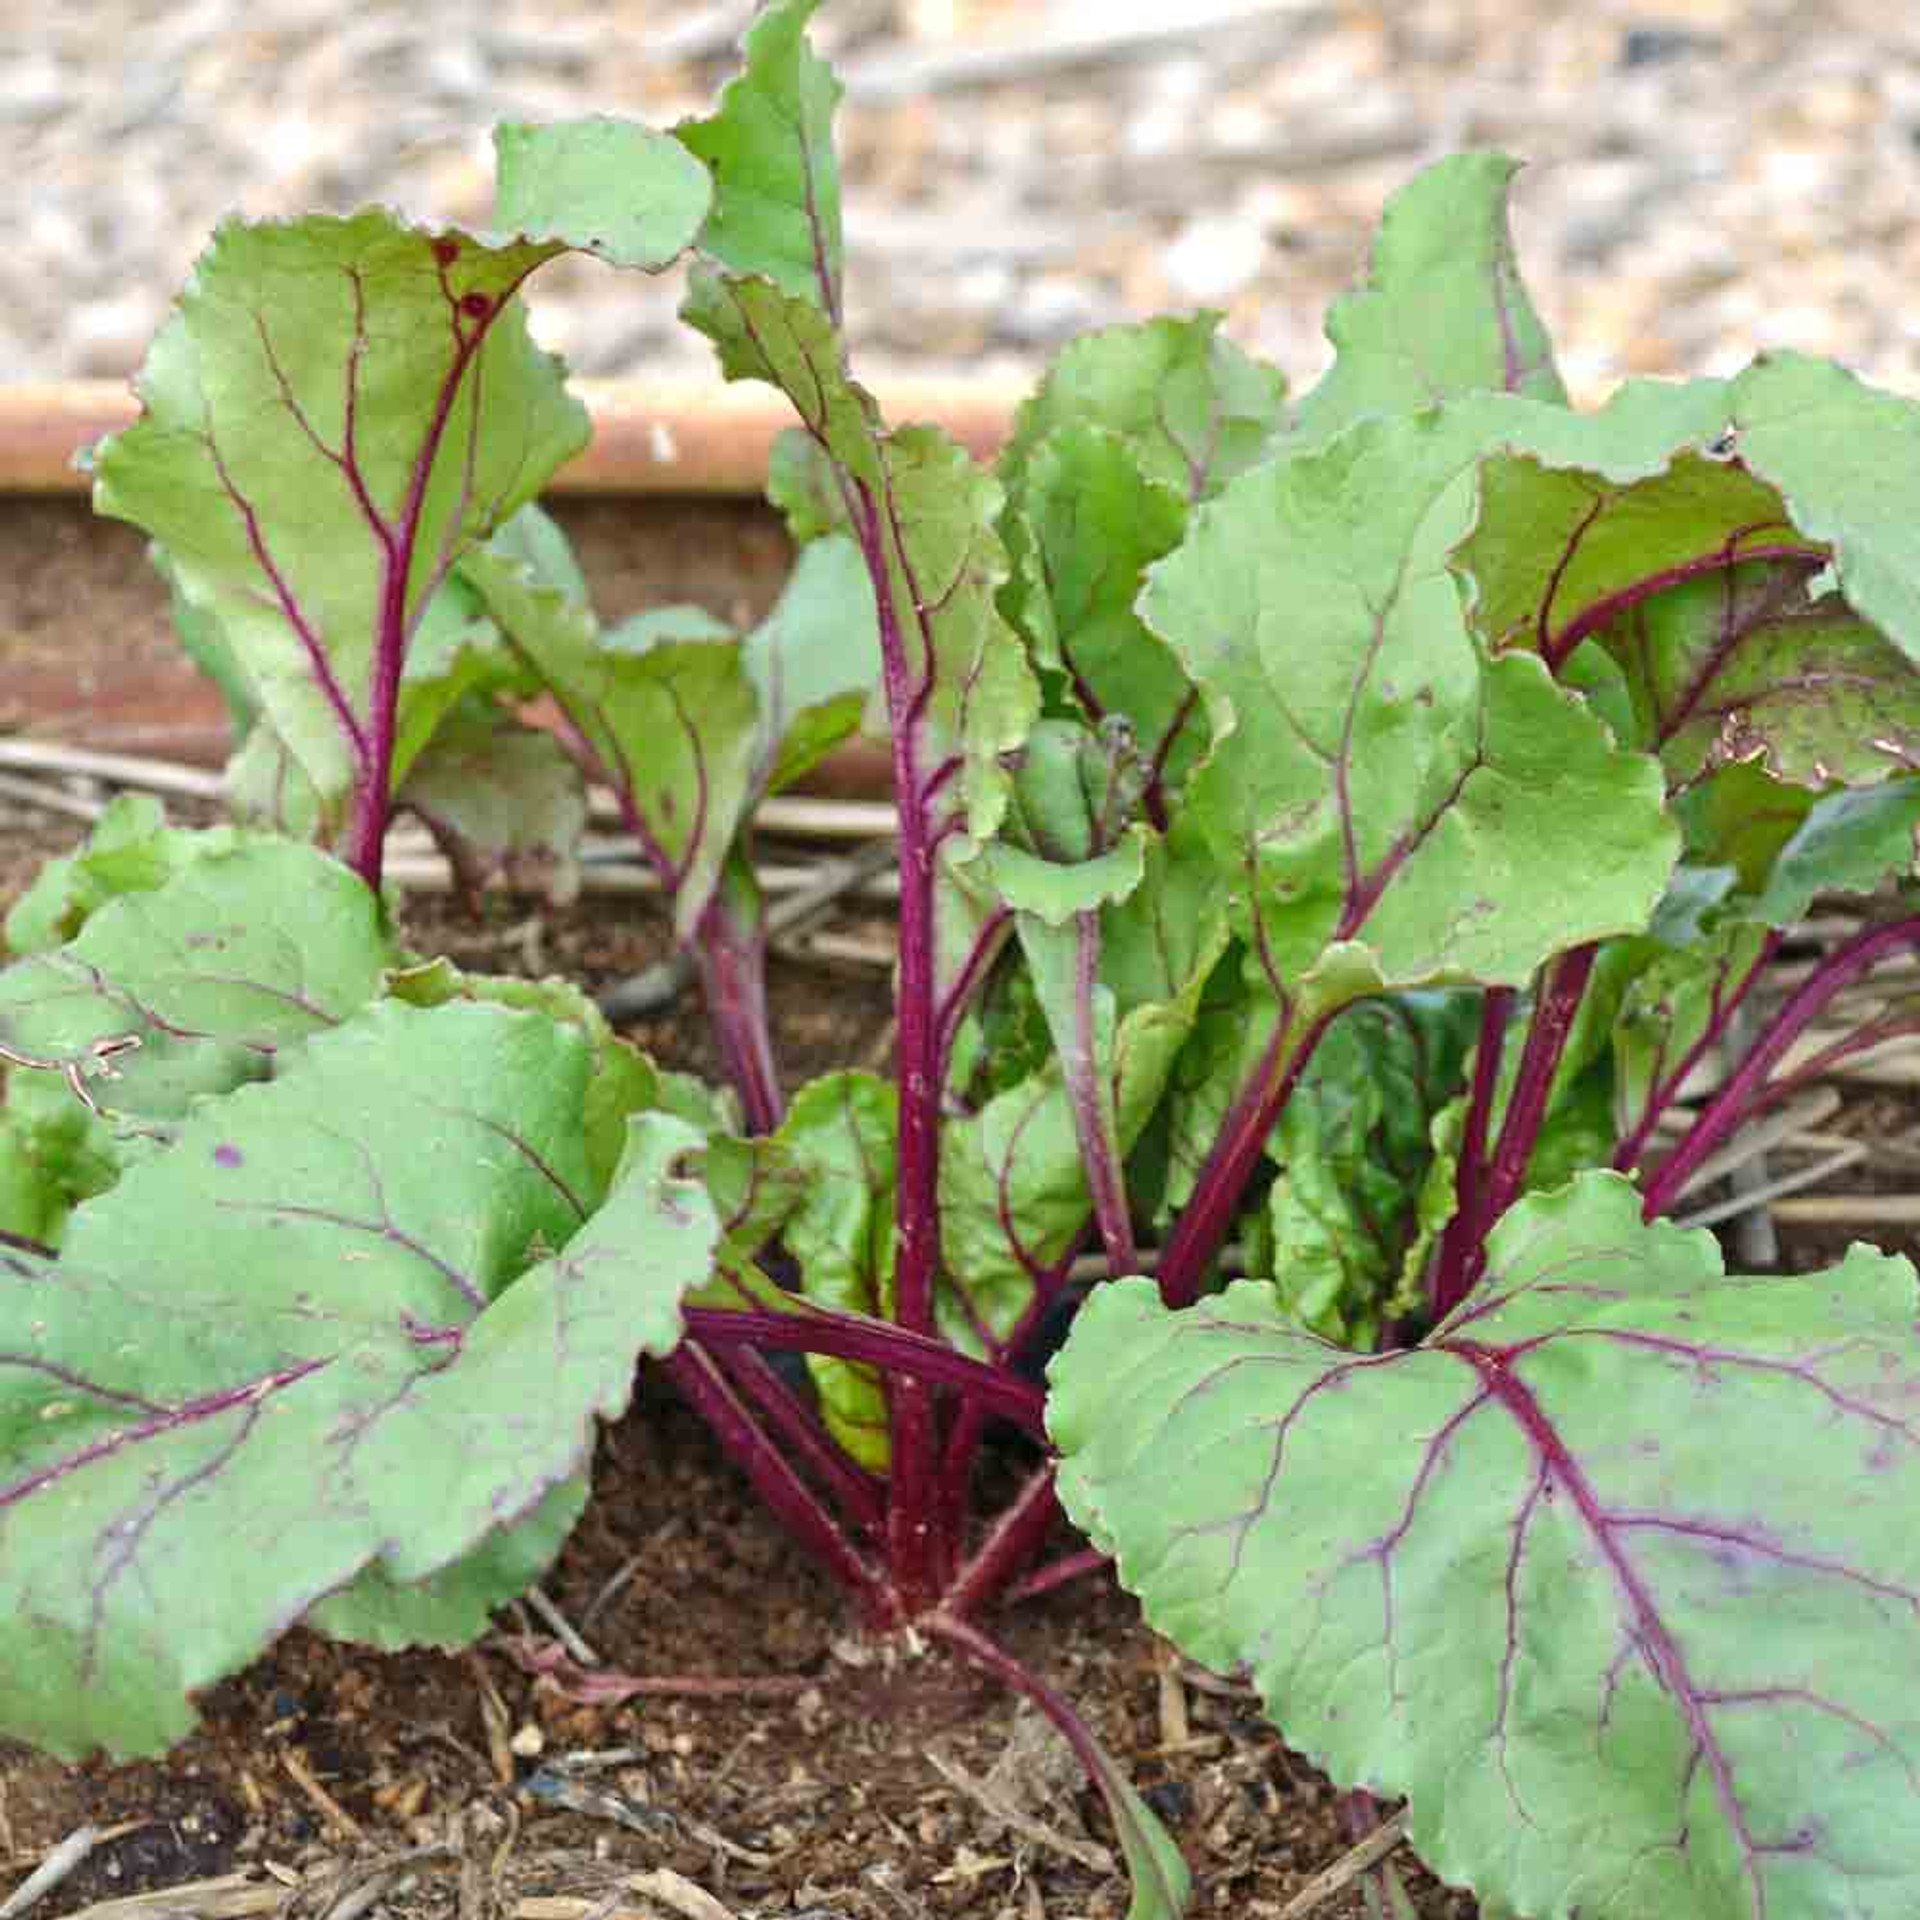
[4,4,1920,1914]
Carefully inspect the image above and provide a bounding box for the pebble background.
[4,0,1916,405]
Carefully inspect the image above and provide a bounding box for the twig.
[0,741,223,800]
[523,1584,599,1667]
[1674,1142,1869,1231]
[1278,1807,1412,1919]
[0,1827,101,1920]
[1767,1192,1920,1225]
[0,769,106,823]
[58,1876,282,1920]
[281,1749,366,1843]
[924,1748,1114,1875]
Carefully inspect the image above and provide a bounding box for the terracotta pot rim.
[0,376,1025,498]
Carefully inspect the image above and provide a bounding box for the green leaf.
[492,118,712,270]
[1740,776,1920,925]
[3,795,262,957]
[1000,313,1287,504]
[1144,399,1679,1024]
[687,271,1037,862]
[383,958,664,1208]
[91,211,598,825]
[741,532,882,798]
[460,526,759,940]
[0,840,395,1130]
[1612,922,1774,1143]
[1460,366,1920,788]
[1000,423,1202,796]
[1050,1172,1920,1919]
[306,1473,589,1649]
[1293,152,1567,444]
[0,1000,716,1759]
[942,831,1226,1347]
[397,697,589,903]
[1261,993,1478,1345]
[674,0,843,314]
[1010,427,1202,784]
[775,1072,898,1471]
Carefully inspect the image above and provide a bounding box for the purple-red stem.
[681,1306,1046,1437]
[661,1343,894,1628]
[1428,987,1515,1319]
[1433,949,1598,1318]
[847,476,946,1612]
[342,288,502,889]
[1156,1013,1328,1309]
[922,1612,1119,1787]
[943,1461,1064,1621]
[1004,1544,1109,1608]
[689,879,784,1136]
[1541,539,1824,675]
[1641,915,1920,1217]
[708,1343,885,1538]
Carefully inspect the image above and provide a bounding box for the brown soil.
[3,499,1915,1920]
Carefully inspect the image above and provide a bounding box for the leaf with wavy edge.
[0,1000,716,1759]
[1292,151,1566,444]
[1051,1171,1920,1919]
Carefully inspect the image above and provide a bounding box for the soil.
[3,505,1916,1920]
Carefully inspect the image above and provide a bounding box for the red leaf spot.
[460,291,492,321]
[431,237,460,268]
[213,1144,243,1169]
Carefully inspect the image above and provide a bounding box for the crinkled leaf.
[0,1000,716,1759]
[1262,993,1478,1345]
[1144,400,1679,1025]
[1000,312,1286,504]
[91,212,597,823]
[1050,1172,1920,1919]
[1000,423,1203,800]
[1674,762,1817,893]
[774,1072,897,1471]
[397,697,588,904]
[306,1472,589,1649]
[384,958,663,1208]
[3,795,261,957]
[1463,363,1920,775]
[1293,151,1566,444]
[1593,558,1918,790]
[0,841,394,1129]
[492,118,712,270]
[674,0,843,314]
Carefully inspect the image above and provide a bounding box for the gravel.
[5,0,1918,405]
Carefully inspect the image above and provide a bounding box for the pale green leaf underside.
[1050,1173,1920,1919]
[0,1001,715,1759]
